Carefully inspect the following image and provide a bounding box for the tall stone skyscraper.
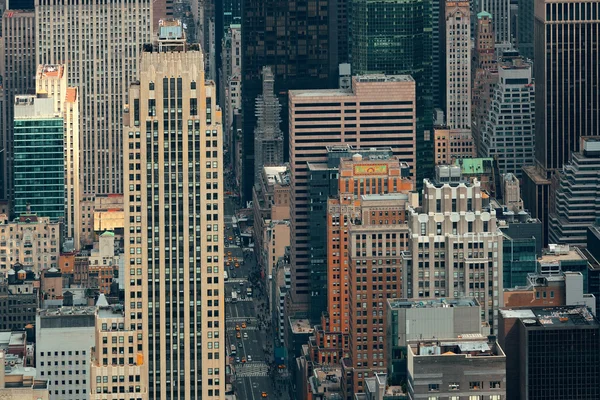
[253,66,283,185]
[120,21,225,399]
[1,9,36,201]
[445,0,472,130]
[35,0,152,196]
[481,0,511,45]
[523,0,600,245]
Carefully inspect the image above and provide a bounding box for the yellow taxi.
[227,251,232,256]
[261,392,268,398]
[241,322,247,329]
[241,357,246,363]
[235,324,240,331]
[235,262,240,268]
[236,332,241,339]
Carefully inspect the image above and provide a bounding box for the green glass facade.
[13,117,65,219]
[351,0,434,184]
[503,236,538,288]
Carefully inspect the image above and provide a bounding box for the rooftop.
[38,64,64,79]
[409,337,504,358]
[500,306,598,327]
[455,158,495,174]
[289,318,313,334]
[65,87,77,103]
[360,193,410,202]
[263,165,290,186]
[354,74,414,83]
[388,297,479,310]
[539,245,585,263]
[38,306,96,317]
[309,367,342,397]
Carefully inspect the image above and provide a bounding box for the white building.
[36,307,96,400]
[446,0,472,130]
[480,55,534,178]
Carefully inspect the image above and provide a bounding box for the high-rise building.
[120,22,225,399]
[1,9,36,202]
[13,95,64,220]
[499,306,600,400]
[517,0,535,60]
[342,192,415,397]
[35,0,152,196]
[471,11,497,153]
[35,64,81,249]
[0,274,38,331]
[404,165,504,330]
[445,0,472,131]
[433,128,476,165]
[253,67,283,184]
[241,0,339,201]
[351,0,435,184]
[219,23,241,163]
[549,138,600,246]
[288,75,416,314]
[523,0,600,246]
[36,307,95,400]
[480,54,535,177]
[482,0,511,45]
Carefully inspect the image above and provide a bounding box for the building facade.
[13,95,64,220]
[549,138,600,246]
[433,128,476,165]
[35,64,81,248]
[241,0,339,200]
[480,55,535,178]
[119,28,225,399]
[499,306,600,400]
[445,0,472,130]
[405,166,504,330]
[482,0,511,45]
[36,307,95,400]
[35,0,152,196]
[288,75,416,313]
[1,9,36,202]
[0,275,38,331]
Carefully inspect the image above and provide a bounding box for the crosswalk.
[226,297,252,303]
[227,317,257,323]
[227,325,259,331]
[235,362,269,377]
[226,278,249,284]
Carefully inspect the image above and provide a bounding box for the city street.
[224,196,282,400]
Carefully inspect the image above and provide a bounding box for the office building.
[445,0,471,130]
[13,95,64,220]
[253,67,284,184]
[119,22,225,399]
[524,0,600,245]
[404,166,504,329]
[288,75,416,313]
[480,55,535,177]
[0,274,38,331]
[454,157,500,194]
[499,306,600,400]
[241,0,339,201]
[482,0,511,46]
[471,12,497,153]
[87,231,120,295]
[433,128,476,165]
[517,0,535,59]
[252,166,290,275]
[386,298,485,385]
[220,23,241,160]
[504,271,596,314]
[1,9,36,201]
[35,64,81,248]
[549,138,600,246]
[0,350,49,400]
[35,0,152,196]
[36,307,95,400]
[351,0,435,184]
[406,336,506,400]
[0,213,60,274]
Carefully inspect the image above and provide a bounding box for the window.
[469,381,482,390]
[449,382,460,390]
[489,381,501,389]
[428,383,440,392]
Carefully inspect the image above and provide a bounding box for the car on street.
[247,355,252,362]
[235,357,240,363]
[261,392,268,398]
[243,332,248,339]
[229,265,234,271]
[235,262,240,268]
[236,332,241,339]
[238,342,243,348]
[232,272,236,278]
[241,322,246,329]
[236,288,241,294]
[235,325,240,331]
[241,357,246,363]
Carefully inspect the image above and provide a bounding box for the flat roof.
[502,306,598,327]
[539,247,585,263]
[39,306,97,317]
[388,297,479,309]
[289,318,313,334]
[290,88,353,98]
[361,193,409,202]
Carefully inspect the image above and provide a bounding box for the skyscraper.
[288,75,416,316]
[445,0,472,130]
[1,9,36,202]
[241,0,339,201]
[481,0,511,45]
[35,64,81,248]
[351,0,435,184]
[13,94,64,220]
[35,0,152,196]
[253,66,283,185]
[523,0,600,245]
[121,21,225,399]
